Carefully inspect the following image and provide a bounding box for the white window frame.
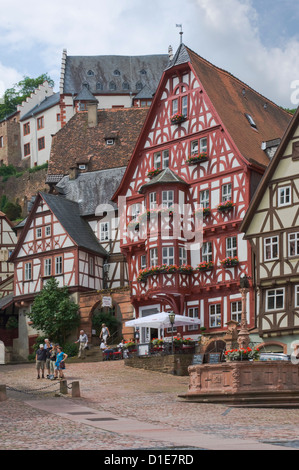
[278,186,291,207]
[24,262,32,281]
[140,255,147,270]
[295,285,299,308]
[36,227,42,238]
[44,258,52,277]
[288,232,299,257]
[149,192,157,209]
[209,304,221,328]
[200,137,208,153]
[222,183,232,202]
[172,99,178,115]
[266,288,285,311]
[154,152,161,169]
[202,242,212,262]
[100,221,110,242]
[182,95,188,117]
[264,236,279,261]
[162,246,174,265]
[45,225,51,237]
[188,306,199,331]
[226,236,237,258]
[130,203,142,221]
[150,248,158,267]
[231,300,242,323]
[154,150,169,169]
[55,256,63,275]
[200,189,209,208]
[162,190,174,208]
[179,246,187,266]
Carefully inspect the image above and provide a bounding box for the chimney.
[87,102,98,128]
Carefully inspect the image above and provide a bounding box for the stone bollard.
[71,381,81,398]
[0,385,7,401]
[60,379,68,395]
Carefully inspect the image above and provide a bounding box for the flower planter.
[186,153,208,165]
[196,261,214,272]
[217,201,236,213]
[170,113,186,124]
[220,257,239,268]
[147,168,162,179]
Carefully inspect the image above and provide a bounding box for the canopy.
[125,311,201,329]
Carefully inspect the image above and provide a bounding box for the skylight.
[245,113,257,129]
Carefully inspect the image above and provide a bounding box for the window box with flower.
[217,201,236,213]
[195,207,211,219]
[196,261,214,272]
[137,264,194,282]
[170,112,186,124]
[147,167,162,179]
[220,256,239,268]
[225,347,260,361]
[186,153,209,165]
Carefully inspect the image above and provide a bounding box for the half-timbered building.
[241,107,299,354]
[113,43,292,344]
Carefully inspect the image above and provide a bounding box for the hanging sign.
[102,296,112,308]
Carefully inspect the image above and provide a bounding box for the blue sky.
[1,0,299,108]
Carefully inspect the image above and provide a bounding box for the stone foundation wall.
[125,354,194,376]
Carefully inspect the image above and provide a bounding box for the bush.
[61,342,78,357]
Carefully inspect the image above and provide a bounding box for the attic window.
[113,70,121,76]
[106,138,115,146]
[122,82,130,90]
[87,70,94,76]
[78,164,86,170]
[109,81,116,91]
[96,82,103,90]
[140,69,147,75]
[136,81,143,91]
[245,113,257,129]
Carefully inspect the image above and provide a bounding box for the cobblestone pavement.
[1,360,299,450]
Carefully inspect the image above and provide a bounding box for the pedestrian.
[100,323,110,345]
[35,344,47,379]
[44,338,53,378]
[134,327,140,344]
[49,344,58,379]
[53,346,68,380]
[75,330,89,358]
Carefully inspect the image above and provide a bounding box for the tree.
[29,277,80,345]
[2,201,22,221]
[0,74,54,120]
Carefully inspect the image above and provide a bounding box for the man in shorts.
[36,344,47,379]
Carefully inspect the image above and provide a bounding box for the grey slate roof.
[62,54,169,95]
[74,84,99,102]
[139,168,189,193]
[20,93,60,121]
[0,293,14,311]
[133,84,154,100]
[55,167,126,216]
[165,43,190,70]
[40,192,107,256]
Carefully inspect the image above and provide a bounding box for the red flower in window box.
[170,112,186,124]
[147,167,162,179]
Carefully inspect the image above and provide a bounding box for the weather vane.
[176,24,183,44]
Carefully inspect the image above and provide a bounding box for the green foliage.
[92,309,120,337]
[29,277,80,345]
[0,195,8,212]
[2,201,22,221]
[0,74,54,120]
[5,316,18,330]
[0,164,17,178]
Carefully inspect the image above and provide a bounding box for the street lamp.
[168,312,175,355]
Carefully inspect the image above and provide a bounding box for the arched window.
[113,69,121,76]
[87,70,94,76]
[109,81,116,91]
[122,82,130,91]
[96,81,103,90]
[136,81,143,91]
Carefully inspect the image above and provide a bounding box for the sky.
[1,0,299,108]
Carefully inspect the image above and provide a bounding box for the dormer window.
[136,81,143,91]
[113,70,121,76]
[87,70,94,76]
[106,138,115,146]
[245,113,257,129]
[96,82,103,90]
[78,164,86,170]
[109,81,116,91]
[122,82,130,91]
[140,69,147,75]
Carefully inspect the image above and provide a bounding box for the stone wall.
[124,353,194,376]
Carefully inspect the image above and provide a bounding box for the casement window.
[231,301,242,323]
[24,143,30,157]
[55,256,63,275]
[179,246,187,266]
[36,227,42,238]
[56,114,61,122]
[188,307,199,331]
[23,122,30,135]
[100,222,110,242]
[289,232,299,257]
[140,255,147,270]
[191,137,208,155]
[222,183,232,202]
[264,236,279,260]
[266,288,284,311]
[209,304,221,328]
[162,246,174,265]
[226,236,237,258]
[182,95,188,117]
[295,285,299,308]
[278,186,291,207]
[172,99,178,115]
[149,247,158,267]
[24,262,32,281]
[149,192,157,209]
[37,116,44,130]
[162,190,174,208]
[172,95,188,118]
[202,242,212,262]
[89,256,95,276]
[38,137,45,150]
[154,149,169,169]
[45,225,51,237]
[0,136,3,148]
[44,258,52,277]
[200,190,210,209]
[130,203,142,221]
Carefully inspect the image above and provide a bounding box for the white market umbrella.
[125,311,201,329]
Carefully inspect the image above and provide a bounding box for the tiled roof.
[48,107,149,176]
[183,45,292,169]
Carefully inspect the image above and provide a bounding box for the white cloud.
[0,63,22,98]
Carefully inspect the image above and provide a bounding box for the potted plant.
[170,112,186,124]
[217,201,236,212]
[186,153,208,165]
[178,264,194,274]
[147,167,162,179]
[196,261,214,272]
[220,256,239,268]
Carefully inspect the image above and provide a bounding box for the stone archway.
[78,288,134,343]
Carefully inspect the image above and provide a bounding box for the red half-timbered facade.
[113,44,292,341]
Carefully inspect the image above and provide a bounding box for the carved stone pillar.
[237,286,250,349]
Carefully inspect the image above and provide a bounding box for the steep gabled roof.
[240,106,299,234]
[10,192,107,261]
[139,168,189,193]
